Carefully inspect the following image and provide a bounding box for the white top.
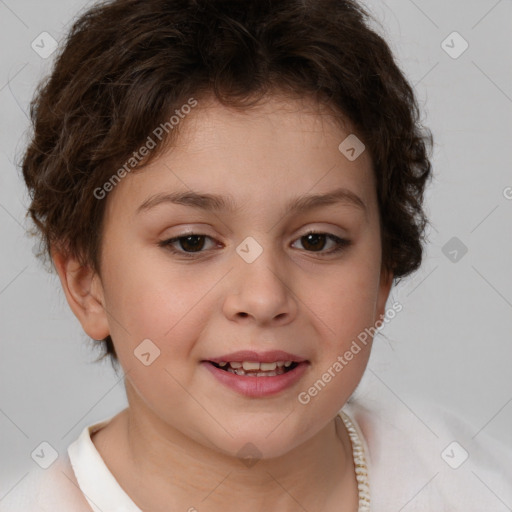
[2,387,511,511]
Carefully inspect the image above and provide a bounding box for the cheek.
[297,265,380,415]
[101,253,212,353]
[312,258,381,343]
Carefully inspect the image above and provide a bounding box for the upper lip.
[206,350,307,364]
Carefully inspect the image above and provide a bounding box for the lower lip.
[202,362,309,398]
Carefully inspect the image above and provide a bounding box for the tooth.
[284,361,292,367]
[276,361,285,367]
[242,361,261,371]
[218,362,227,367]
[260,362,277,371]
[230,362,242,368]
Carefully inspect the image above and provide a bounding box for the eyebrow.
[136,186,367,219]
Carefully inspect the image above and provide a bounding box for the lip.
[202,360,310,398]
[206,350,307,364]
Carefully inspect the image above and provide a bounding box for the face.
[89,94,392,458]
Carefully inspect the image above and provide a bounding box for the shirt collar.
[67,414,143,512]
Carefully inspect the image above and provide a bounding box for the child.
[3,0,511,510]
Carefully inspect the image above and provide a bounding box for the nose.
[222,243,298,326]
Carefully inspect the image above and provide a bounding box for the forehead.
[178,93,356,153]
[106,93,376,222]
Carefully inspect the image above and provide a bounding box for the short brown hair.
[21,0,433,367]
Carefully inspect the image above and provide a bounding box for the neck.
[95,384,359,512]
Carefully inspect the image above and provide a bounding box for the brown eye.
[158,234,217,258]
[291,231,351,255]
[300,233,328,251]
[176,235,206,252]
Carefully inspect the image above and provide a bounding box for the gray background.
[1,0,511,499]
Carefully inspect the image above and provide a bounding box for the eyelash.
[158,231,351,259]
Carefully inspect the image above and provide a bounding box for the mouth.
[208,360,300,377]
[202,350,309,397]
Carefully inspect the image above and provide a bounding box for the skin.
[53,93,393,512]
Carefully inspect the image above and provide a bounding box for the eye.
[158,234,219,258]
[158,231,351,259]
[291,231,351,255]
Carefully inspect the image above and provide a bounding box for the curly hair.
[20,0,433,367]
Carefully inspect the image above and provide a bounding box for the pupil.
[302,233,326,251]
[180,235,205,252]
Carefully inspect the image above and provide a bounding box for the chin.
[204,427,303,463]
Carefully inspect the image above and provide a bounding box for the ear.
[375,264,394,323]
[52,249,110,341]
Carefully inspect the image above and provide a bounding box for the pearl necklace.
[338,411,371,511]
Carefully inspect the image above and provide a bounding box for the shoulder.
[0,454,91,512]
[342,387,512,511]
